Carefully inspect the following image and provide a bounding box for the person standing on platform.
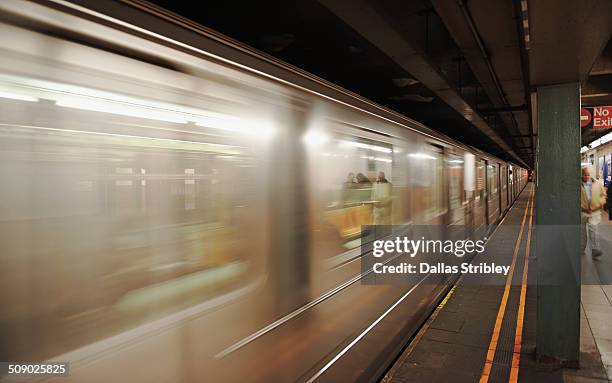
[582,166,607,257]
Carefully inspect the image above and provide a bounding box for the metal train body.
[0,1,528,382]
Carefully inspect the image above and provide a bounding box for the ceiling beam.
[319,0,526,166]
[529,0,612,85]
[431,0,530,165]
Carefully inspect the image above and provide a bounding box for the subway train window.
[0,68,271,360]
[305,129,393,257]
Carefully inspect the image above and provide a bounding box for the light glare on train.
[56,98,190,124]
[0,74,277,136]
[303,130,330,145]
[339,140,392,153]
[0,90,38,102]
[408,152,437,160]
[360,155,392,163]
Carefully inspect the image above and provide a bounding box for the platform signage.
[580,108,592,127]
[582,106,612,129]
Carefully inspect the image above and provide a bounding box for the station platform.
[382,183,612,383]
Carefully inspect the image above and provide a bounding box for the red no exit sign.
[582,106,612,129]
[581,108,592,127]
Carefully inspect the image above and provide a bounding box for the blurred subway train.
[0,1,528,382]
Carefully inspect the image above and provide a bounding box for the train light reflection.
[303,130,329,146]
[56,98,190,124]
[0,90,38,102]
[408,152,436,160]
[339,140,392,153]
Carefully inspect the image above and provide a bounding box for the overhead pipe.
[512,0,535,166]
[457,0,526,163]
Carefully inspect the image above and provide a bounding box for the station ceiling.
[149,0,612,168]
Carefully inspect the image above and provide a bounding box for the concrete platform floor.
[382,184,612,383]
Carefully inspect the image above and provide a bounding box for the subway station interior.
[0,0,612,382]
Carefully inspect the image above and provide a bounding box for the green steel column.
[536,82,581,366]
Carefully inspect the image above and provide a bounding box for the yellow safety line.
[509,192,534,382]
[479,187,533,383]
[383,185,529,383]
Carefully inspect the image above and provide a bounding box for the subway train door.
[506,166,510,206]
[500,164,507,212]
[486,162,500,224]
[446,151,465,225]
[499,165,507,214]
[474,159,487,237]
[410,144,446,225]
[303,120,396,296]
[498,163,502,216]
[269,97,311,314]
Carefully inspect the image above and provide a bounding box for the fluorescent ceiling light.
[374,157,392,163]
[408,152,436,160]
[56,98,189,124]
[341,140,392,153]
[582,93,610,98]
[360,155,392,163]
[585,131,612,151]
[1,123,239,151]
[0,90,38,102]
[1,74,279,138]
[0,73,254,128]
